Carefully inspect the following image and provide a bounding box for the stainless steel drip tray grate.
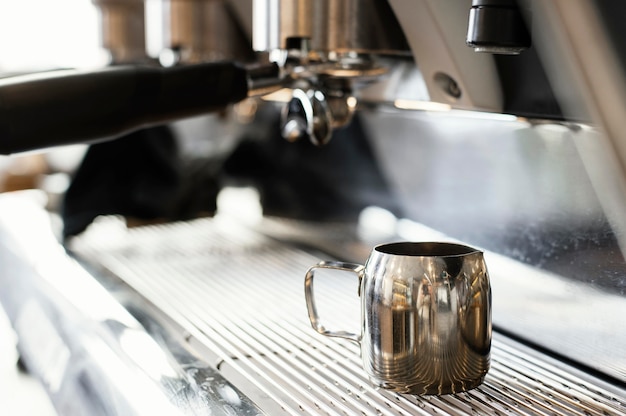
[70,216,626,415]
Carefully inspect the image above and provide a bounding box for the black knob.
[466,0,531,54]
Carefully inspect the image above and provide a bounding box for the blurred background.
[0,0,100,197]
[0,2,100,414]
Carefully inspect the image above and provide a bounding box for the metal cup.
[305,242,492,395]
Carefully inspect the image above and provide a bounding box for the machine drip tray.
[71,216,626,415]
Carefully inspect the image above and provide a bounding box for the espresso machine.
[0,0,625,414]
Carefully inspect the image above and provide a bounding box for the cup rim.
[374,241,482,257]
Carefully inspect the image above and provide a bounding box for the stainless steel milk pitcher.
[305,242,492,395]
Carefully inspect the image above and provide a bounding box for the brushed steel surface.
[252,0,408,54]
[93,0,147,63]
[0,194,264,416]
[162,0,252,62]
[72,216,626,415]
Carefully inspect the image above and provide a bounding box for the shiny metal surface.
[281,87,336,145]
[359,110,626,382]
[92,0,147,64]
[305,261,364,342]
[252,0,409,55]
[527,0,626,259]
[306,242,491,395]
[386,0,503,112]
[69,214,626,415]
[0,193,264,416]
[160,0,253,63]
[253,0,410,144]
[2,2,626,414]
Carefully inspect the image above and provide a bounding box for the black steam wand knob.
[466,0,531,54]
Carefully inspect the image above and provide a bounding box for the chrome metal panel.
[0,194,264,416]
[252,0,409,55]
[359,110,626,381]
[93,0,147,64]
[71,216,626,415]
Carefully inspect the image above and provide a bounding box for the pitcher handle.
[304,261,364,343]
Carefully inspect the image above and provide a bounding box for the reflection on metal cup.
[305,242,492,395]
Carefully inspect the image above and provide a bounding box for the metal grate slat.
[71,217,626,416]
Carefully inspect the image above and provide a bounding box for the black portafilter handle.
[0,61,272,154]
